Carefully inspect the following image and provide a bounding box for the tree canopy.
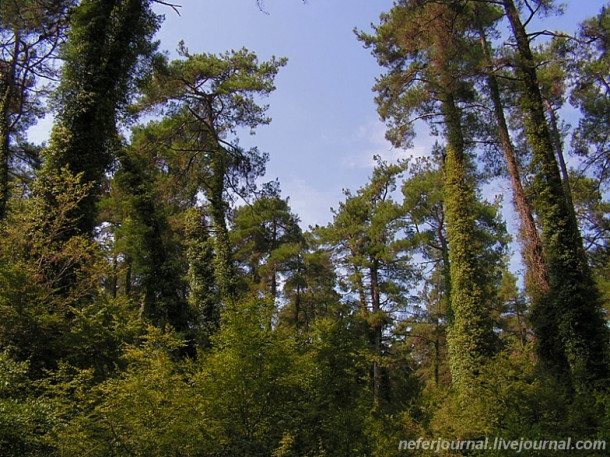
[0,1,608,456]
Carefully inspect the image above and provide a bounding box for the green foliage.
[273,231,342,331]
[231,192,303,297]
[0,353,57,456]
[291,314,386,456]
[194,297,308,456]
[50,299,378,457]
[571,5,610,182]
[52,328,210,457]
[426,344,610,457]
[42,0,161,235]
[0,168,138,376]
[2,2,610,455]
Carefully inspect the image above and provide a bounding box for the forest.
[0,0,609,455]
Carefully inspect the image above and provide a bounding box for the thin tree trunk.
[271,218,278,299]
[111,252,118,299]
[433,313,440,387]
[294,252,302,329]
[0,106,9,220]
[476,18,549,295]
[434,211,452,323]
[354,264,368,318]
[370,259,382,409]
[124,256,133,296]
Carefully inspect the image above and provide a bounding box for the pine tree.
[137,45,286,304]
[571,6,610,183]
[473,6,549,297]
[231,192,303,298]
[324,159,412,407]
[501,0,610,388]
[360,0,500,391]
[280,232,341,331]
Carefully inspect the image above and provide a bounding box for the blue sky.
[148,0,609,229]
[152,0,398,227]
[28,0,609,230]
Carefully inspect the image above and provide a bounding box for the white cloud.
[26,113,53,145]
[281,177,340,230]
[343,118,435,169]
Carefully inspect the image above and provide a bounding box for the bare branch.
[526,29,581,42]
[152,0,181,16]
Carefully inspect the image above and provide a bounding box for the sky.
[146,0,609,229]
[29,0,610,231]
[150,0,399,228]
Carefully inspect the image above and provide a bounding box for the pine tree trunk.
[370,258,382,408]
[435,210,452,323]
[425,5,498,392]
[210,147,236,304]
[354,265,368,318]
[476,19,549,296]
[503,0,610,388]
[545,98,577,220]
[442,89,496,390]
[271,218,278,299]
[0,109,9,221]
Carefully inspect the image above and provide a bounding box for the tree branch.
[152,0,181,16]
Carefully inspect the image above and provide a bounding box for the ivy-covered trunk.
[0,103,9,220]
[42,0,157,236]
[185,207,219,346]
[442,89,496,390]
[209,147,236,304]
[370,258,382,408]
[503,0,610,389]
